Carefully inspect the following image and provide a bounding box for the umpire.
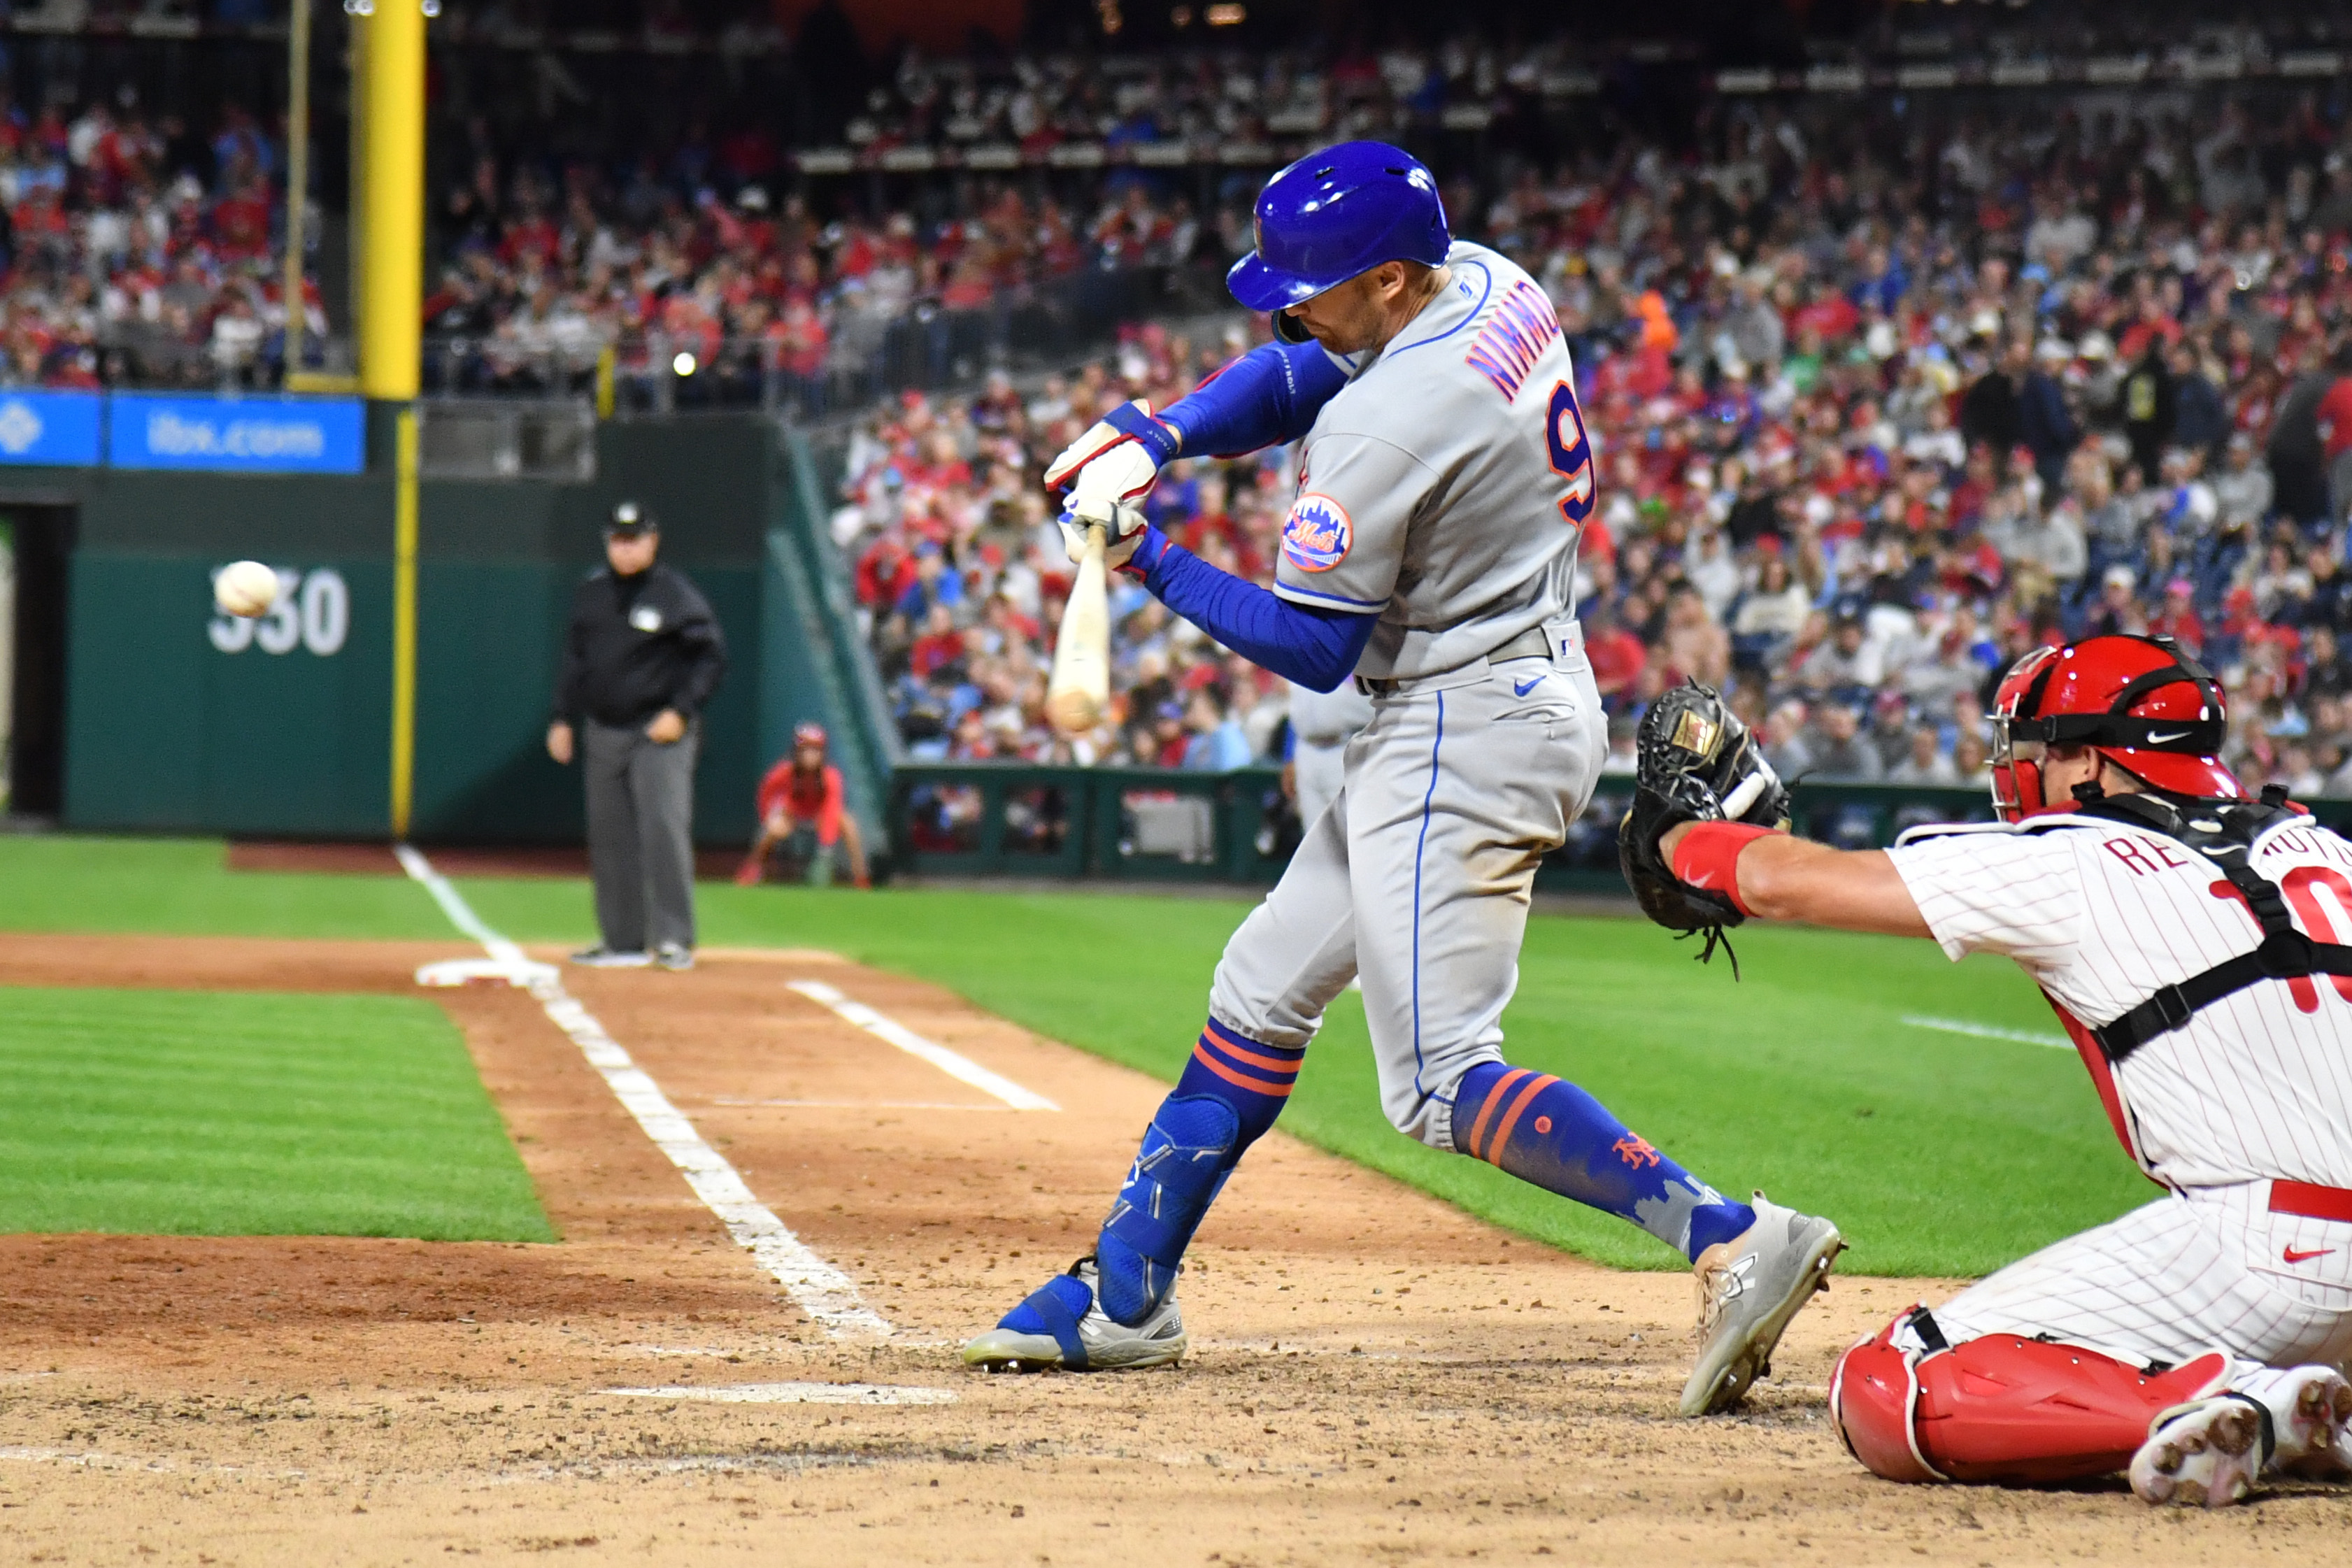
[546,501,727,971]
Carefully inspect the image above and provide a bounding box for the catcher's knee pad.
[1095,1094,1238,1325]
[1830,1309,2232,1485]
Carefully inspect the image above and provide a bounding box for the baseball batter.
[965,143,1842,1418]
[1625,634,2352,1505]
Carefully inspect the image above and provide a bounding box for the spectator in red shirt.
[211,178,272,261]
[908,603,967,679]
[1583,601,1649,708]
[2315,341,2352,523]
[737,722,869,888]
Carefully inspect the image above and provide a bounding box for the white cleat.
[1681,1192,1844,1416]
[2132,1395,2269,1506]
[962,1256,1188,1373]
[2276,1368,2352,1480]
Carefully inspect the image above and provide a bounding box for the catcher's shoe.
[1681,1192,1843,1416]
[2131,1395,2271,1506]
[2273,1368,2352,1480]
[961,1255,1187,1373]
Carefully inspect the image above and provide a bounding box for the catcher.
[1618,634,2352,1506]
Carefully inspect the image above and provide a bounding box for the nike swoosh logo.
[2285,1246,2335,1264]
[2145,729,2190,744]
[1513,676,1545,697]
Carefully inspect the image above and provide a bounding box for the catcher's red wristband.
[1671,822,1776,917]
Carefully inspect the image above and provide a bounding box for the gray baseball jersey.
[1203,239,1607,1154]
[1273,240,1593,683]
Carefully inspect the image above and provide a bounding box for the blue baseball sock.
[1092,1019,1303,1325]
[1453,1061,1754,1260]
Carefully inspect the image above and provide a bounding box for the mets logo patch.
[1281,493,1353,573]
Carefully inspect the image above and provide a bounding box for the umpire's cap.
[606,500,658,536]
[1227,141,1450,326]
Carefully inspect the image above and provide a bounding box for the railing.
[894,763,1291,885]
[421,260,1225,418]
[415,398,597,480]
[889,768,2352,891]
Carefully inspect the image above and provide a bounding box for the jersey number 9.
[1544,379,1596,527]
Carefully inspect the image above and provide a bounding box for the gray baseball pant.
[1207,625,1604,1150]
[583,717,700,953]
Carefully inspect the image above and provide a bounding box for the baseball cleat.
[2276,1368,2352,1479]
[2131,1395,2270,1506]
[653,942,695,972]
[1681,1192,1843,1417]
[570,946,652,968]
[961,1255,1187,1373]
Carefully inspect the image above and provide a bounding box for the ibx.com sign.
[109,394,364,473]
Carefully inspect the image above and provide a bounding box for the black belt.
[1356,627,1555,697]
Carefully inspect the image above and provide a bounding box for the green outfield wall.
[51,413,885,846]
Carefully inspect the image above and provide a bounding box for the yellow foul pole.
[359,0,426,836]
[359,0,423,404]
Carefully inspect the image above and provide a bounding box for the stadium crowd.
[420,164,1203,404]
[0,88,324,390]
[836,82,2352,804]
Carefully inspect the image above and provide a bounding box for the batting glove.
[1056,502,1153,569]
[1043,399,1181,510]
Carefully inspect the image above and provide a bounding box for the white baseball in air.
[213,560,280,618]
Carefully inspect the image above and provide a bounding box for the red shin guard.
[1830,1312,2230,1485]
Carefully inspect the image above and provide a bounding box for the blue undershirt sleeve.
[1157,341,1350,458]
[1129,530,1377,692]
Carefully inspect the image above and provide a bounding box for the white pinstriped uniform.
[1886,814,2352,1371]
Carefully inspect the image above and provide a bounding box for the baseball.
[1045,687,1101,736]
[214,560,280,619]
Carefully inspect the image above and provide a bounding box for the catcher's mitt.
[1618,681,1789,967]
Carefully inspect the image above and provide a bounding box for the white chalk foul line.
[1900,1014,2072,1050]
[787,978,1060,1111]
[394,845,890,1341]
[604,1382,955,1406]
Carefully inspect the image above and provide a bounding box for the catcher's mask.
[1987,634,2241,822]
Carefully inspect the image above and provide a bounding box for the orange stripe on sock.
[1202,1020,1304,1071]
[1200,1033,1304,1076]
[1462,1068,1530,1162]
[1190,1044,1297,1097]
[1485,1074,1558,1167]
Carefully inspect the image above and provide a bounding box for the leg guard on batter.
[1451,1061,1755,1259]
[1094,1020,1304,1325]
[1830,1309,2231,1485]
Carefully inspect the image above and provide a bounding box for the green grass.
[0,835,448,940]
[0,985,553,1241]
[0,836,2149,1273]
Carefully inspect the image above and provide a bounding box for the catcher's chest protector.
[2062,792,2352,1062]
[1831,1312,2230,1485]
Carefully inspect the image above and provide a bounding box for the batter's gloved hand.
[1057,501,1152,569]
[1618,680,1789,957]
[1044,399,1180,512]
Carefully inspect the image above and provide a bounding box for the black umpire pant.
[583,718,699,953]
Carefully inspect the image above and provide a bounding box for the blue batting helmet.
[1226,141,1451,318]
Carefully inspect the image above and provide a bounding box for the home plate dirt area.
[0,936,2332,1565]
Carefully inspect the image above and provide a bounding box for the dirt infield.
[0,934,2336,1565]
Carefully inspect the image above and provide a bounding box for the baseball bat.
[1046,520,1111,736]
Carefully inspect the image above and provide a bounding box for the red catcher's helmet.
[1988,634,2241,822]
